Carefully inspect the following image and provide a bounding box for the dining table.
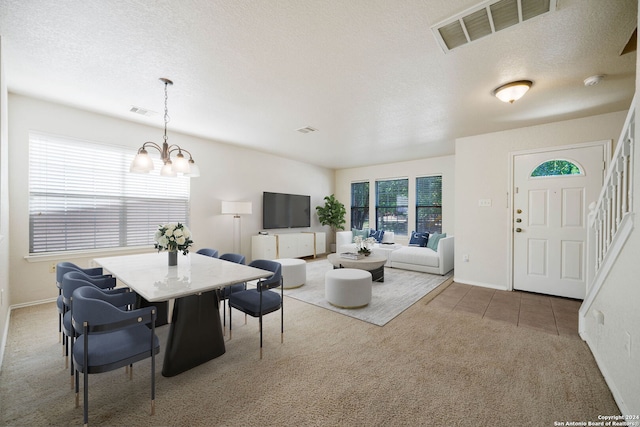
[93,252,271,377]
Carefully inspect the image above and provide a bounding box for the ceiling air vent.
[431,0,557,53]
[129,106,157,116]
[296,126,318,134]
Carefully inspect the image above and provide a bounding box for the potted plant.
[316,194,346,252]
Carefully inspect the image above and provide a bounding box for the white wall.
[7,94,333,306]
[0,37,11,370]
[454,111,628,290]
[334,155,455,245]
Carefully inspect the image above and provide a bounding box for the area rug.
[283,259,453,326]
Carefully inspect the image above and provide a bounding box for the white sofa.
[336,230,454,275]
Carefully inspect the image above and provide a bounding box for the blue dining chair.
[72,285,160,426]
[228,259,283,359]
[196,248,219,258]
[61,271,125,387]
[60,269,116,369]
[56,262,110,343]
[217,253,246,335]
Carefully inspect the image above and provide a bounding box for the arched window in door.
[531,159,584,177]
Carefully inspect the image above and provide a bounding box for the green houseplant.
[316,194,346,252]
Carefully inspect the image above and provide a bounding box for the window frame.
[415,175,442,234]
[350,181,370,230]
[530,158,584,178]
[375,178,409,236]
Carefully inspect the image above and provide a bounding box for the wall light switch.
[478,199,492,207]
[625,331,631,358]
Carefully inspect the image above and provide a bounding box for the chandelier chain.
[163,80,170,143]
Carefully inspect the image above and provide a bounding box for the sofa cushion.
[409,231,428,247]
[390,246,439,268]
[426,232,447,251]
[369,229,385,243]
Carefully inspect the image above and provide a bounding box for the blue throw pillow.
[369,229,385,243]
[426,233,446,251]
[420,232,430,247]
[409,231,428,247]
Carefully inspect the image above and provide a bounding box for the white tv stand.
[251,232,326,261]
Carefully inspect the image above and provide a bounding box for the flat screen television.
[262,192,311,229]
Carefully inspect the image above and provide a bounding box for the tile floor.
[429,282,581,337]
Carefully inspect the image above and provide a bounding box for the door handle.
[515,228,522,233]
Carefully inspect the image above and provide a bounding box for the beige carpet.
[0,287,618,426]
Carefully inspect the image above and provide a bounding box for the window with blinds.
[350,181,369,230]
[375,178,408,235]
[416,176,442,234]
[29,132,190,254]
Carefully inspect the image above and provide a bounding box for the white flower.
[154,222,193,254]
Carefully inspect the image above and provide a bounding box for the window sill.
[24,246,156,263]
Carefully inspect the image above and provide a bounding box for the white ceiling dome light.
[493,80,533,104]
[584,75,605,86]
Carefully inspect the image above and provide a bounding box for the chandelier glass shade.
[493,80,533,104]
[130,78,200,177]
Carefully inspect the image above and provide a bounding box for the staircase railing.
[582,95,635,327]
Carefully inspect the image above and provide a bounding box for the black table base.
[136,295,169,327]
[334,264,384,282]
[161,290,225,377]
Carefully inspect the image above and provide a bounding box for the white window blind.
[29,132,190,254]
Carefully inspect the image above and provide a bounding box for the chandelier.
[130,78,200,177]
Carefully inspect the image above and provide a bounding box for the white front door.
[513,145,605,299]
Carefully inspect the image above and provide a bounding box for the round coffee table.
[327,253,386,282]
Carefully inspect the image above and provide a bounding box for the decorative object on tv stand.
[154,222,193,266]
[354,236,376,257]
[493,80,533,104]
[221,201,252,253]
[315,194,346,252]
[130,78,200,177]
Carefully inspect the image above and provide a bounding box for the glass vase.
[168,250,178,266]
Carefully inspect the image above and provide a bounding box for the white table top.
[327,253,386,269]
[93,252,271,302]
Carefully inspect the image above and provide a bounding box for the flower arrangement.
[154,222,193,255]
[353,236,376,256]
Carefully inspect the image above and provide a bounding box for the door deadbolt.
[516,218,522,223]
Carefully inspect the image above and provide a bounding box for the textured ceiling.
[0,0,637,169]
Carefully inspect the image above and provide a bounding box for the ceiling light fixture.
[130,78,200,177]
[584,75,605,86]
[493,80,533,104]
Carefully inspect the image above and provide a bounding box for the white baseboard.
[0,297,56,372]
[10,296,56,310]
[0,307,9,372]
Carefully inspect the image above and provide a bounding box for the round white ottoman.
[275,258,306,289]
[325,268,372,308]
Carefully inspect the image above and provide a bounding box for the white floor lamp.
[221,201,253,254]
